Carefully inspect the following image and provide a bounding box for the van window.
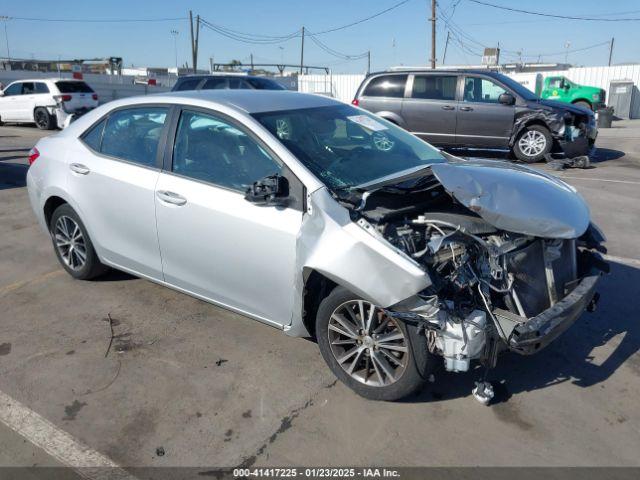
[411,75,457,100]
[463,77,508,104]
[363,75,407,98]
[100,107,168,167]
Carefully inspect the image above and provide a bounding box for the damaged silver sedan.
[27,91,608,402]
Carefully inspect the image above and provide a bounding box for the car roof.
[370,69,502,76]
[177,74,276,81]
[145,89,341,114]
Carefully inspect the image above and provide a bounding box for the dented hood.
[430,159,590,238]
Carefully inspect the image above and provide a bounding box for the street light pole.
[1,16,10,62]
[170,30,179,70]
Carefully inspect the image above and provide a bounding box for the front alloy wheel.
[328,300,408,386]
[316,286,433,401]
[513,124,552,163]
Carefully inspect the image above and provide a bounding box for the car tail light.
[92,93,98,101]
[351,98,359,106]
[28,147,40,165]
[54,94,72,103]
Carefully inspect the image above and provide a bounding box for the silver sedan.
[27,90,607,402]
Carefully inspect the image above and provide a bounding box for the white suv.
[0,78,99,129]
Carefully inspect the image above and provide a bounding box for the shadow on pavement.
[406,260,640,404]
[0,162,28,190]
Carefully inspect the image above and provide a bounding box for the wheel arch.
[301,269,338,339]
[374,111,406,129]
[43,195,68,228]
[571,98,592,108]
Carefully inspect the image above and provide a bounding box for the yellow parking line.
[0,270,64,296]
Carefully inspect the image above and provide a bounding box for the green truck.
[539,76,606,111]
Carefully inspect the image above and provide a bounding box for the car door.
[154,107,303,326]
[68,105,171,279]
[0,82,24,121]
[20,82,42,121]
[456,75,515,148]
[400,74,458,146]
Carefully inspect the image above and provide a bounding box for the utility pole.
[442,31,450,65]
[608,37,615,66]
[367,50,371,74]
[430,0,436,68]
[189,11,200,73]
[250,53,254,72]
[300,26,305,75]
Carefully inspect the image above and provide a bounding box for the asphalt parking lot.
[1,121,639,473]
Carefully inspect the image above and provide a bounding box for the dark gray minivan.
[352,70,597,162]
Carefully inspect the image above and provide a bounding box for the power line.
[307,32,368,60]
[3,16,187,23]
[467,0,640,21]
[312,0,411,35]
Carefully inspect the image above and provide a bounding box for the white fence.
[0,70,172,103]
[299,65,640,117]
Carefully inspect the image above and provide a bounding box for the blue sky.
[2,0,639,73]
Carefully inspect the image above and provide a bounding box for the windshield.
[492,73,539,101]
[252,104,446,189]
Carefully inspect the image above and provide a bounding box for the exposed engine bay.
[333,164,608,402]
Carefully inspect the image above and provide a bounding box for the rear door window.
[100,107,169,167]
[34,82,50,94]
[201,78,228,90]
[56,81,94,93]
[411,75,457,100]
[175,78,203,91]
[362,75,407,98]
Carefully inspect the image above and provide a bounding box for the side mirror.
[244,174,290,207]
[498,93,515,105]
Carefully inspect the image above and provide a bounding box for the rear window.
[201,78,227,90]
[362,75,407,98]
[56,81,93,93]
[174,78,203,91]
[245,78,285,90]
[411,75,457,100]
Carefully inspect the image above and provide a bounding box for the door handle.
[70,163,90,175]
[459,106,474,112]
[441,105,455,111]
[156,190,187,206]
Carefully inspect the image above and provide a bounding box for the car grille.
[504,239,577,318]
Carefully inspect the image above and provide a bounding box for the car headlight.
[592,93,600,100]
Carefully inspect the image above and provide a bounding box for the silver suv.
[353,70,597,163]
[27,90,606,402]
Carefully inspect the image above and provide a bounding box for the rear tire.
[316,286,434,401]
[513,124,552,163]
[34,107,56,130]
[49,204,108,280]
[573,100,592,111]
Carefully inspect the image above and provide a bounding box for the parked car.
[540,75,606,111]
[171,74,286,92]
[27,90,607,402]
[352,70,597,162]
[0,79,98,129]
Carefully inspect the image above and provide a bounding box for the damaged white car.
[26,91,608,402]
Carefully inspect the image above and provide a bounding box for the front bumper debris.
[506,272,600,355]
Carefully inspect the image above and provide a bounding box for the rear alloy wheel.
[513,124,552,163]
[34,107,56,130]
[50,204,108,280]
[316,287,433,401]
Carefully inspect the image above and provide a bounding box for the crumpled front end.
[323,159,607,388]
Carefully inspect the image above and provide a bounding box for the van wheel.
[513,125,552,163]
[316,286,434,401]
[573,100,592,111]
[34,107,56,130]
[50,204,108,280]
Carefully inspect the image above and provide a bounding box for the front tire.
[573,100,592,111]
[49,204,108,280]
[34,107,56,130]
[513,124,552,163]
[316,286,433,401]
